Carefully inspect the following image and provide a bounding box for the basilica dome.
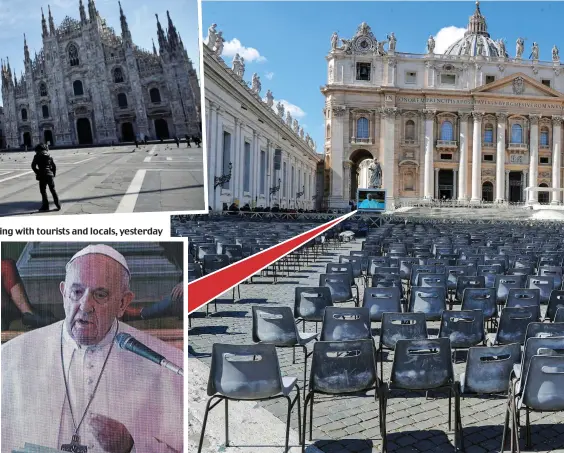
[444,2,507,58]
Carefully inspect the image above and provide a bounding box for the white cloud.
[204,35,266,63]
[434,26,466,54]
[264,71,274,80]
[271,99,306,119]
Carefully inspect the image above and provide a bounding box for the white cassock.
[2,319,183,453]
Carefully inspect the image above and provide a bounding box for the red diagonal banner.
[188,211,357,313]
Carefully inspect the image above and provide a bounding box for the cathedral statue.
[292,118,299,132]
[530,42,539,60]
[368,158,382,188]
[207,24,217,50]
[330,32,339,51]
[340,38,352,53]
[497,39,507,58]
[516,37,524,58]
[265,89,274,107]
[387,33,396,52]
[462,39,470,55]
[276,101,285,118]
[377,40,386,56]
[286,110,292,126]
[213,31,225,56]
[299,127,304,139]
[476,40,484,56]
[239,56,245,78]
[251,73,261,94]
[426,35,435,54]
[231,54,242,77]
[553,45,560,62]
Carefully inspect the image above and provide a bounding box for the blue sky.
[0,0,200,106]
[202,1,564,153]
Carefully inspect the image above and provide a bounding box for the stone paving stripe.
[0,170,33,184]
[115,169,147,213]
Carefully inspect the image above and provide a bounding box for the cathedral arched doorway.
[76,118,93,145]
[482,181,494,202]
[539,183,550,204]
[23,132,32,148]
[154,119,169,140]
[121,122,135,142]
[348,148,375,201]
[44,130,54,146]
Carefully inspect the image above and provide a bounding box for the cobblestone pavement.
[188,238,564,453]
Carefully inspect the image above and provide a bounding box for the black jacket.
[31,151,57,179]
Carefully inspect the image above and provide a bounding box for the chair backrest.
[380,312,428,350]
[506,288,541,309]
[456,276,486,301]
[367,257,390,275]
[188,263,203,282]
[320,307,371,341]
[202,254,231,274]
[399,258,420,280]
[197,243,217,261]
[525,322,564,341]
[390,338,454,390]
[496,306,540,345]
[527,275,556,303]
[520,336,564,389]
[319,273,353,303]
[410,265,436,286]
[252,306,298,346]
[326,263,354,283]
[521,355,564,410]
[371,274,402,291]
[446,266,477,290]
[208,343,283,399]
[495,275,527,304]
[547,290,564,321]
[438,310,485,349]
[461,287,497,319]
[339,256,362,278]
[538,267,563,289]
[507,266,535,276]
[222,244,243,261]
[556,307,564,322]
[418,273,447,288]
[409,286,446,321]
[294,287,333,321]
[310,339,378,394]
[462,343,521,394]
[362,287,402,322]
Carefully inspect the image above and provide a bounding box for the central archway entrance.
[44,130,54,146]
[482,181,494,202]
[438,170,454,200]
[348,148,375,201]
[121,122,135,142]
[154,119,170,140]
[539,183,550,204]
[509,171,523,202]
[23,132,32,148]
[76,118,93,144]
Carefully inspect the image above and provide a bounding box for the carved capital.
[332,106,347,117]
[380,107,398,118]
[529,114,541,125]
[343,160,353,169]
[458,111,471,121]
[387,58,397,68]
[422,109,436,120]
[471,111,484,122]
[495,112,508,122]
[552,115,563,126]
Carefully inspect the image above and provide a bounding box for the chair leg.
[302,392,313,453]
[284,396,292,453]
[525,407,531,448]
[225,398,229,446]
[380,386,388,453]
[501,391,511,451]
[448,387,452,431]
[296,387,303,446]
[293,346,296,364]
[302,346,308,401]
[309,393,314,441]
[198,397,218,453]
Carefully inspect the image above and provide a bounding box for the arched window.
[39,83,47,97]
[405,120,415,140]
[540,127,549,146]
[113,67,124,83]
[150,88,161,103]
[440,121,453,141]
[42,105,49,118]
[21,108,28,121]
[511,124,523,143]
[356,117,369,139]
[117,93,128,108]
[73,80,84,96]
[484,123,494,143]
[68,44,79,66]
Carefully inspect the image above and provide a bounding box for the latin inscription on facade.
[397,97,562,110]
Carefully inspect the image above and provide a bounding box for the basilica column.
[522,171,528,202]
[528,115,540,203]
[381,107,397,207]
[343,160,352,201]
[458,112,469,200]
[505,170,510,201]
[328,106,347,208]
[434,168,440,199]
[423,110,435,199]
[471,111,483,202]
[453,169,458,199]
[495,113,507,202]
[206,102,216,209]
[551,116,562,204]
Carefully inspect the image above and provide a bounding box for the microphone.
[115,332,184,376]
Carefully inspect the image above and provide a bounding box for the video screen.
[357,189,386,211]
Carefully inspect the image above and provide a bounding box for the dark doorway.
[509,171,522,202]
[438,169,454,200]
[77,118,93,145]
[121,122,135,142]
[539,183,550,204]
[44,130,54,146]
[482,181,494,202]
[23,132,32,147]
[154,119,169,140]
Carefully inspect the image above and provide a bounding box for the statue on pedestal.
[426,36,435,54]
[207,24,217,49]
[340,38,352,53]
[368,158,382,188]
[265,89,274,107]
[292,118,299,132]
[530,42,539,60]
[276,101,285,118]
[286,111,292,126]
[387,32,397,52]
[251,73,261,95]
[497,39,507,58]
[330,32,339,51]
[553,45,560,62]
[213,31,225,56]
[516,37,524,58]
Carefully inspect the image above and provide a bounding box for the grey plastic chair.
[380,338,463,453]
[418,273,447,288]
[461,287,498,325]
[455,276,486,305]
[556,307,564,322]
[506,288,541,310]
[527,275,555,304]
[362,287,402,322]
[302,339,379,451]
[198,343,302,453]
[496,275,527,307]
[524,322,564,342]
[252,306,318,399]
[488,306,540,346]
[294,287,333,332]
[546,290,564,321]
[319,273,359,306]
[320,306,372,342]
[538,266,563,290]
[408,286,447,321]
[438,310,485,360]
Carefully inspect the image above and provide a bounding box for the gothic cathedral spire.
[24,34,30,64]
[41,7,48,38]
[119,1,132,43]
[155,14,168,54]
[166,11,179,52]
[48,5,56,35]
[79,0,87,23]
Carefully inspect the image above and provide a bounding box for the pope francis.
[2,245,183,453]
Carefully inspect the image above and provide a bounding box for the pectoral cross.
[61,434,88,453]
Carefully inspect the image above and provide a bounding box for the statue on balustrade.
[427,36,435,54]
[553,45,560,62]
[516,37,524,58]
[207,24,217,49]
[387,32,397,52]
[530,42,539,60]
[368,158,382,188]
[330,32,339,51]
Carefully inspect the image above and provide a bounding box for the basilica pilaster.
[505,170,510,200]
[528,115,540,203]
[328,106,347,208]
[343,160,353,201]
[458,112,470,200]
[380,107,397,206]
[434,168,440,199]
[551,116,562,204]
[495,112,507,202]
[471,111,483,202]
[423,110,435,199]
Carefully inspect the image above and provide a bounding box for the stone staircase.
[17,242,183,318]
